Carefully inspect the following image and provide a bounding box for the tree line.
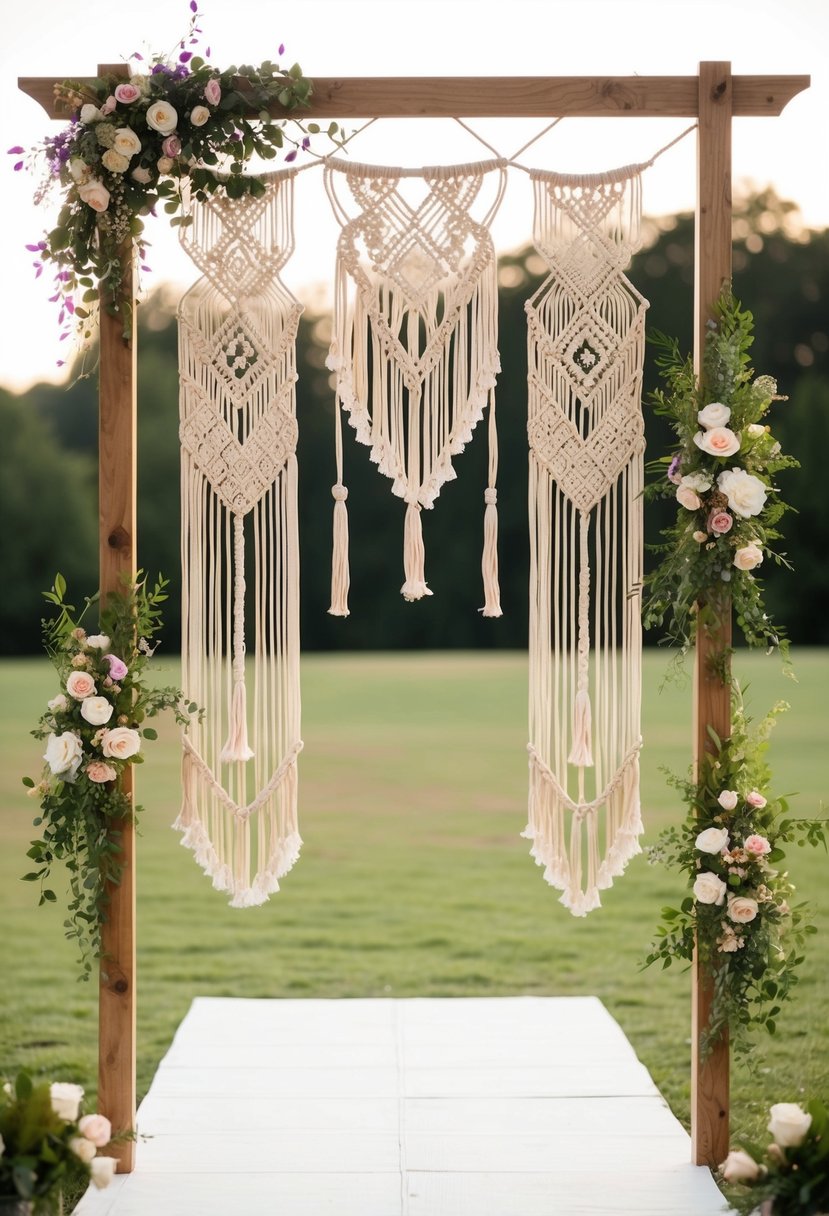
[2,188,827,655]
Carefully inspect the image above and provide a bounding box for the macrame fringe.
[401,500,432,602]
[328,483,350,616]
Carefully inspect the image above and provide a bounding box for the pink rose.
[66,670,96,700]
[105,654,129,681]
[744,834,771,856]
[114,83,141,105]
[693,427,741,458]
[727,896,759,924]
[79,1113,113,1147]
[101,727,141,760]
[708,510,733,535]
[86,762,118,784]
[101,95,117,115]
[162,134,181,158]
[676,485,701,511]
[204,78,221,106]
[746,790,767,808]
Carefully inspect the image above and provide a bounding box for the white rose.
[101,727,142,760]
[131,166,152,184]
[695,826,729,854]
[90,1156,118,1189]
[146,100,178,135]
[80,104,102,124]
[698,402,731,430]
[69,1136,97,1165]
[679,472,712,493]
[112,127,143,159]
[733,544,764,571]
[102,149,130,174]
[156,156,174,174]
[66,670,96,699]
[80,696,114,727]
[85,634,110,651]
[43,731,83,777]
[768,1102,813,1148]
[50,1081,85,1121]
[676,485,701,511]
[727,896,759,924]
[48,694,69,713]
[693,872,727,906]
[747,423,766,438]
[693,427,741,458]
[190,105,211,127]
[69,157,89,184]
[717,468,768,518]
[717,790,739,811]
[720,1149,762,1183]
[78,179,111,213]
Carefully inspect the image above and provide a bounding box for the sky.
[2,0,827,392]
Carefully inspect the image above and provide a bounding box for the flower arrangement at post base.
[721,1099,829,1215]
[643,290,797,673]
[644,691,826,1057]
[0,1071,117,1213]
[11,4,340,352]
[23,573,197,979]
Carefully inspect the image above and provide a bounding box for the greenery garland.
[23,574,196,978]
[12,5,337,346]
[645,692,825,1057]
[643,291,797,670]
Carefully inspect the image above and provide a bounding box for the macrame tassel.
[173,749,198,831]
[480,488,502,616]
[567,688,594,768]
[401,500,432,602]
[220,679,254,764]
[328,483,350,617]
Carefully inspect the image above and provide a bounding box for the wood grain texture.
[18,73,808,119]
[691,60,733,1171]
[96,237,137,1173]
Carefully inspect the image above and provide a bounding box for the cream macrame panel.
[175,173,303,908]
[324,158,507,614]
[524,165,647,916]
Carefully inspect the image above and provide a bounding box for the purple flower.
[105,654,129,681]
[7,145,24,154]
[179,51,193,64]
[190,0,198,10]
[285,149,297,163]
[667,453,682,484]
[278,43,285,56]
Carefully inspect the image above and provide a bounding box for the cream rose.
[85,634,110,651]
[692,530,707,543]
[78,179,111,213]
[695,826,730,854]
[102,149,130,174]
[69,158,89,184]
[43,731,83,777]
[79,1113,112,1148]
[733,543,764,571]
[744,834,771,856]
[717,468,768,518]
[676,485,701,511]
[101,727,141,760]
[693,872,727,906]
[717,789,739,811]
[80,696,114,727]
[156,156,174,175]
[66,670,96,699]
[693,426,741,458]
[768,1102,812,1148]
[190,105,210,127]
[80,103,103,124]
[90,1156,118,1189]
[86,761,117,784]
[720,1149,761,1183]
[50,1081,84,1121]
[146,100,178,135]
[727,896,759,924]
[69,1136,97,1164]
[698,402,731,430]
[112,127,143,159]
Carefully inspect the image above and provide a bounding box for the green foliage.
[0,1071,101,1204]
[726,1098,829,1215]
[25,574,193,976]
[645,688,826,1057]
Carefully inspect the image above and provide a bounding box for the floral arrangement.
[0,1072,116,1209]
[11,4,337,347]
[721,1099,829,1215]
[643,291,796,667]
[23,574,195,978]
[645,691,825,1056]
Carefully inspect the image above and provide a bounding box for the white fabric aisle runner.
[74,998,728,1216]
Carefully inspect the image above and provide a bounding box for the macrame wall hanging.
[175,172,304,908]
[523,164,648,916]
[323,157,508,614]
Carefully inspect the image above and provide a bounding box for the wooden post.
[97,232,137,1171]
[691,60,733,1169]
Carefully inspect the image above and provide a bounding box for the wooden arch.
[18,63,809,1174]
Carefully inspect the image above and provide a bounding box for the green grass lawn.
[0,648,827,1161]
